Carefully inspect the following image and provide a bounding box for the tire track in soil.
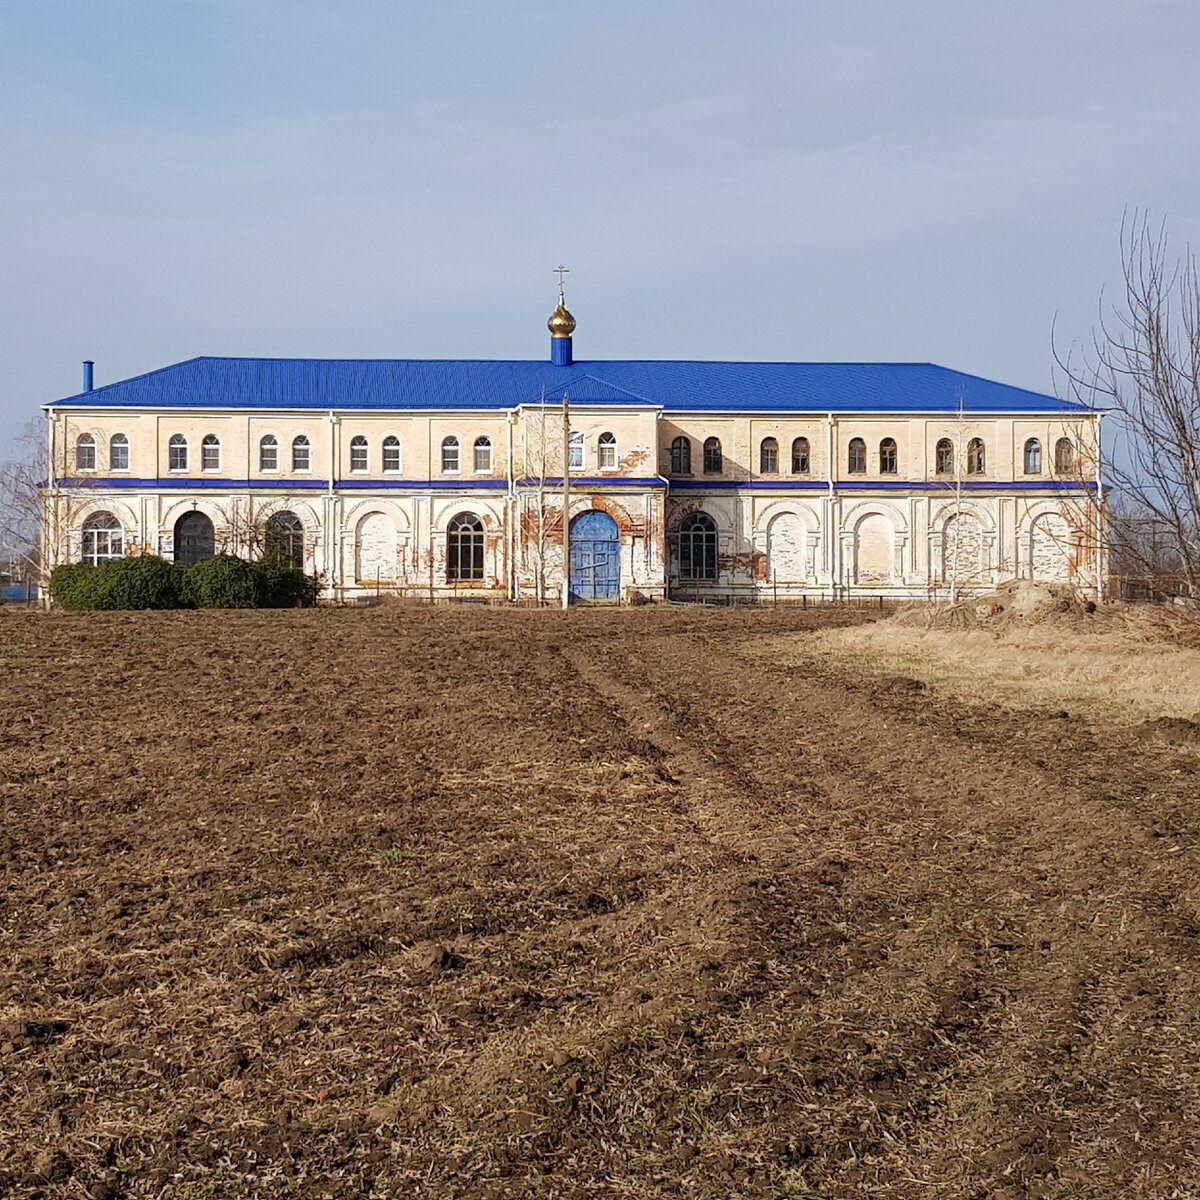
[567,629,1200,1196]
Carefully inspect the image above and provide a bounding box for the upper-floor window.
[847,437,866,474]
[350,435,368,472]
[967,437,985,475]
[383,435,401,473]
[202,434,220,472]
[81,511,123,565]
[703,436,722,474]
[292,435,311,472]
[1055,437,1075,473]
[442,436,460,473]
[168,434,188,472]
[110,433,129,472]
[791,437,810,474]
[474,436,493,473]
[598,431,617,470]
[879,437,897,474]
[75,433,96,471]
[760,437,778,474]
[935,438,953,475]
[259,435,278,472]
[1024,438,1042,474]
[670,435,691,475]
[568,431,584,470]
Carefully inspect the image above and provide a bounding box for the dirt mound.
[892,579,1099,632]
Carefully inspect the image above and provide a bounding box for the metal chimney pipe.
[82,361,94,392]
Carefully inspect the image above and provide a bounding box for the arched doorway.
[265,510,305,569]
[569,510,619,602]
[174,511,214,565]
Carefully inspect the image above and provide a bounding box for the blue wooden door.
[570,510,620,602]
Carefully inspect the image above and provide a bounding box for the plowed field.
[2,605,1198,1199]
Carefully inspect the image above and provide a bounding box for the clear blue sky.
[3,0,1199,447]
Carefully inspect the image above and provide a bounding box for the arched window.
[474,436,493,473]
[292,435,311,472]
[1055,437,1075,473]
[703,437,722,474]
[847,437,866,474]
[174,511,214,564]
[568,431,584,470]
[259,435,278,472]
[441,436,460,473]
[760,437,779,474]
[670,436,692,475]
[679,512,718,581]
[383,435,401,473]
[349,435,368,473]
[75,434,96,471]
[1024,438,1042,474]
[168,434,188,472]
[447,512,484,581]
[265,510,305,569]
[791,437,810,474]
[109,433,129,472]
[935,438,953,475]
[879,437,898,474]
[967,437,985,475]
[201,434,220,472]
[597,431,617,470]
[81,511,123,565]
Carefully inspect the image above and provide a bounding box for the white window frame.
[110,433,130,473]
[259,435,279,473]
[442,437,460,474]
[75,434,96,472]
[201,434,221,472]
[473,436,492,474]
[292,435,311,473]
[383,435,401,473]
[568,431,583,470]
[349,436,369,473]
[168,434,188,472]
[81,512,123,564]
[598,432,617,471]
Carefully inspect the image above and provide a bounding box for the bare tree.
[1059,212,1200,595]
[0,420,45,583]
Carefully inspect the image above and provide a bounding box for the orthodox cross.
[553,264,569,290]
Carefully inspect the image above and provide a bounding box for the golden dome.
[548,292,576,338]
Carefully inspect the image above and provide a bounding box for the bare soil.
[1,605,1198,1199]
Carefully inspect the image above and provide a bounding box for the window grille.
[76,434,96,471]
[447,512,484,581]
[678,512,718,580]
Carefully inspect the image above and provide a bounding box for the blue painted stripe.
[670,478,1096,492]
[55,475,667,492]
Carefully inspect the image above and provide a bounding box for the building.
[41,293,1103,603]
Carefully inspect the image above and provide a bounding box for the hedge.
[50,554,318,611]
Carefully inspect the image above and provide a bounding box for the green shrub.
[254,556,320,608]
[49,562,103,611]
[51,554,317,610]
[180,554,260,609]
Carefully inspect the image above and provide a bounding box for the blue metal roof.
[47,356,1085,414]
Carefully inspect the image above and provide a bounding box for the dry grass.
[752,605,1200,722]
